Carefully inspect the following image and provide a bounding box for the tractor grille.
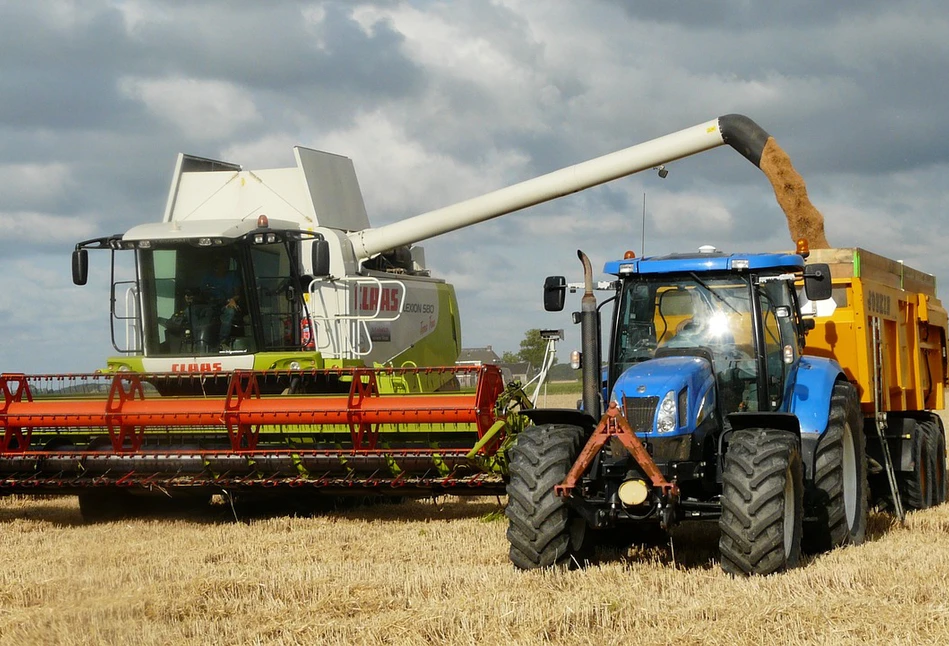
[623,396,658,433]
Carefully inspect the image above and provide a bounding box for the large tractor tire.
[719,429,803,576]
[924,418,947,506]
[506,424,592,569]
[900,418,933,510]
[803,381,868,553]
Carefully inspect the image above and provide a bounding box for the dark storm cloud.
[605,0,897,28]
[0,0,427,260]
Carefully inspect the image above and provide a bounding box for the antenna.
[641,192,646,257]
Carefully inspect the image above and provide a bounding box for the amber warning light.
[796,238,810,258]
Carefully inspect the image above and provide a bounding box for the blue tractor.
[506,245,868,576]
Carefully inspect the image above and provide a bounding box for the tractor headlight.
[656,390,677,433]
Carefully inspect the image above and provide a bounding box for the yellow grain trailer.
[803,247,948,511]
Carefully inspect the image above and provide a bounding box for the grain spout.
[759,137,830,249]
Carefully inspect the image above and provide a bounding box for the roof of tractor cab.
[603,250,805,276]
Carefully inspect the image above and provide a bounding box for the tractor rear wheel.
[719,429,803,576]
[506,424,592,569]
[803,381,868,553]
[900,419,933,510]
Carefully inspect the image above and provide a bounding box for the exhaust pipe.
[578,250,600,419]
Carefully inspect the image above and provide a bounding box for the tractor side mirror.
[72,248,88,286]
[544,276,566,311]
[803,263,832,301]
[311,238,330,277]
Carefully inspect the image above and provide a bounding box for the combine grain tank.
[803,247,948,510]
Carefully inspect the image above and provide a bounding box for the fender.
[789,355,846,436]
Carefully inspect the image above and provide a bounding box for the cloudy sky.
[2,0,949,373]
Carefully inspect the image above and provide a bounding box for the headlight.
[656,390,677,433]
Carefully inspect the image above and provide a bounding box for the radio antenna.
[641,192,646,257]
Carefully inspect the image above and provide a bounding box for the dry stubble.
[0,493,948,645]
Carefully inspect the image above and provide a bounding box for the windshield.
[614,273,759,411]
[137,241,300,357]
[616,275,752,363]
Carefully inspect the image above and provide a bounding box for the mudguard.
[789,356,845,436]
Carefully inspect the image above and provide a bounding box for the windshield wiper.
[689,272,740,315]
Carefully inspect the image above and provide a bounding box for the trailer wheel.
[924,419,947,506]
[719,429,803,576]
[506,424,592,569]
[803,381,868,553]
[900,419,933,510]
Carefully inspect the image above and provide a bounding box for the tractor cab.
[610,269,803,418]
[604,250,819,440]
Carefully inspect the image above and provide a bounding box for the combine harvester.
[0,115,945,575]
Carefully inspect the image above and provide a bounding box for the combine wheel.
[900,419,933,510]
[924,419,947,506]
[78,491,135,524]
[506,424,592,569]
[719,429,803,576]
[803,381,868,553]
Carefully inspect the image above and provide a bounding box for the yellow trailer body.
[803,247,948,416]
[802,247,948,512]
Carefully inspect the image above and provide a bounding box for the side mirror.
[803,262,832,301]
[72,248,88,286]
[544,276,566,311]
[311,238,330,277]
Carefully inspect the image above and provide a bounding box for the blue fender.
[789,356,845,436]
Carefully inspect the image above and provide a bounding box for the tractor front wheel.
[506,424,592,569]
[719,429,803,576]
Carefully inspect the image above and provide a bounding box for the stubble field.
[0,395,946,646]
